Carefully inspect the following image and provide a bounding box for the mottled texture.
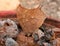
[34,29,44,39]
[19,0,40,9]
[0,19,18,38]
[40,0,60,21]
[5,38,19,46]
[17,32,38,46]
[17,5,46,34]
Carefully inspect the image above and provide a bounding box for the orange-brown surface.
[17,5,46,34]
[17,32,38,46]
[56,38,60,46]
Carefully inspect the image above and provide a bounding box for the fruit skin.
[16,5,46,34]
